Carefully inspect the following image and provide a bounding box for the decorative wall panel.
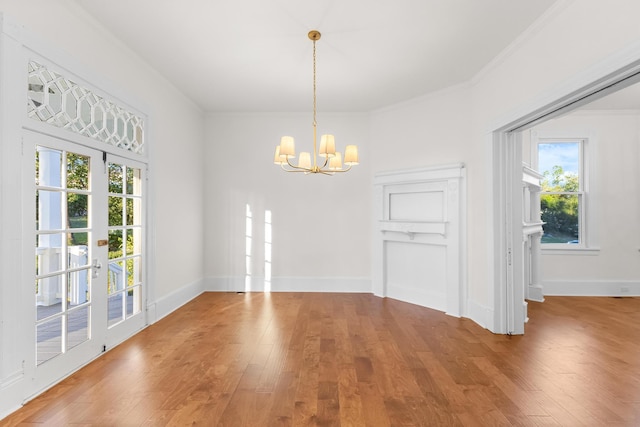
[388,188,444,222]
[385,241,447,311]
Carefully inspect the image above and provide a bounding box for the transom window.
[27,61,145,155]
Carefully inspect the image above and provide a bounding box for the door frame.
[490,39,640,334]
[19,127,150,403]
[0,14,152,414]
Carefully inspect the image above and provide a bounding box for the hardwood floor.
[3,293,639,426]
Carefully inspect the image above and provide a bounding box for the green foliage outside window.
[540,165,579,243]
[108,234,136,293]
[107,163,137,292]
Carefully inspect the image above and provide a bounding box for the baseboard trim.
[205,276,497,333]
[205,276,372,293]
[148,278,205,323]
[544,280,640,296]
[466,299,495,332]
[528,284,545,302]
[0,371,25,420]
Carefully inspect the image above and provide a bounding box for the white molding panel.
[544,280,640,296]
[205,276,372,293]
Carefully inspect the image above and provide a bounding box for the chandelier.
[273,30,359,175]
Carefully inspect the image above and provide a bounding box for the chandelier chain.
[313,38,317,127]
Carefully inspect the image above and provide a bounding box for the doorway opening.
[492,51,640,335]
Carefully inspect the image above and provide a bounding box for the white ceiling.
[75,0,559,113]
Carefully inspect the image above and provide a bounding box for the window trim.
[532,132,598,253]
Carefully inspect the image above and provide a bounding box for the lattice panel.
[27,61,145,155]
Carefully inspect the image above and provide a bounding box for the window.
[28,61,145,155]
[536,139,586,246]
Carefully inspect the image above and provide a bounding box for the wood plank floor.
[3,293,640,426]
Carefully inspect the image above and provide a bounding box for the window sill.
[541,247,600,256]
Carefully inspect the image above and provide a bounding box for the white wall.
[470,0,640,321]
[0,0,206,306]
[467,0,640,306]
[0,1,205,417]
[369,0,640,328]
[370,85,472,173]
[530,110,640,287]
[203,0,640,329]
[3,4,640,417]
[204,112,370,291]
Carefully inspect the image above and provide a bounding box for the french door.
[104,152,146,346]
[25,130,146,393]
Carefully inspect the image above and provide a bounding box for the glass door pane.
[107,160,144,332]
[35,146,92,365]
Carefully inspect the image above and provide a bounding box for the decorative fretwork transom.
[27,61,145,155]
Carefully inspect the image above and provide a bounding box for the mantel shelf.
[379,220,447,239]
[523,221,545,227]
[523,221,544,237]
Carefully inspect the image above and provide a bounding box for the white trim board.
[544,280,640,296]
[205,276,372,293]
[466,300,494,331]
[147,278,205,324]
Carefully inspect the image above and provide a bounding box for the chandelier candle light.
[274,30,359,175]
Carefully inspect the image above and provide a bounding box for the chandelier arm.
[325,164,353,173]
[281,157,312,172]
[280,163,311,173]
[281,167,309,173]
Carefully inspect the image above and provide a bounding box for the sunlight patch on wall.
[245,204,252,292]
[264,210,272,292]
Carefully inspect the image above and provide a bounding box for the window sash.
[540,193,583,245]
